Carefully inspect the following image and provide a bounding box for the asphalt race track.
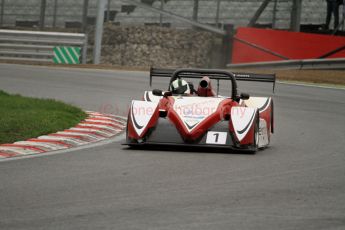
[0,64,344,230]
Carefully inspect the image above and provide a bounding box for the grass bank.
[0,90,86,144]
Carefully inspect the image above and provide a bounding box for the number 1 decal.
[206,132,227,145]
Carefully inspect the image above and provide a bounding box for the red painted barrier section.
[231,27,345,64]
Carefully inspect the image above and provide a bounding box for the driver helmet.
[171,79,191,94]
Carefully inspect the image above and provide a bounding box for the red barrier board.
[231,27,345,64]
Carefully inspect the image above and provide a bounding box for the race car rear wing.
[150,67,276,92]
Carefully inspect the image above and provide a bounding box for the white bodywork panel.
[231,107,257,142]
[130,100,158,136]
[144,91,162,103]
[172,96,225,132]
[244,97,271,112]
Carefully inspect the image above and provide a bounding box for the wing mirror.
[240,93,250,100]
[163,91,172,97]
[152,89,163,96]
[152,89,172,98]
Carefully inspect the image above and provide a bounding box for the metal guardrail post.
[52,0,58,28]
[333,0,345,35]
[222,25,234,67]
[290,0,302,32]
[39,0,47,30]
[215,0,221,28]
[82,0,89,32]
[82,34,88,64]
[272,0,278,29]
[93,0,106,64]
[193,0,199,22]
[106,0,111,21]
[159,0,164,26]
[0,0,5,27]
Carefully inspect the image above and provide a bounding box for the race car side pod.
[150,67,276,93]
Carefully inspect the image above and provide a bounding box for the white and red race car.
[125,68,274,152]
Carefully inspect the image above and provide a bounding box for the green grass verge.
[0,90,87,144]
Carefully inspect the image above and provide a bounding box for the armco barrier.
[227,58,345,70]
[0,30,87,64]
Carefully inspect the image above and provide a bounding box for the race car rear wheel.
[251,115,260,153]
[125,113,132,144]
[254,120,259,148]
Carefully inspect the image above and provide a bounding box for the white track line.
[278,81,345,90]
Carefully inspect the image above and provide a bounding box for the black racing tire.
[250,113,260,153]
[254,118,259,149]
[125,113,130,143]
